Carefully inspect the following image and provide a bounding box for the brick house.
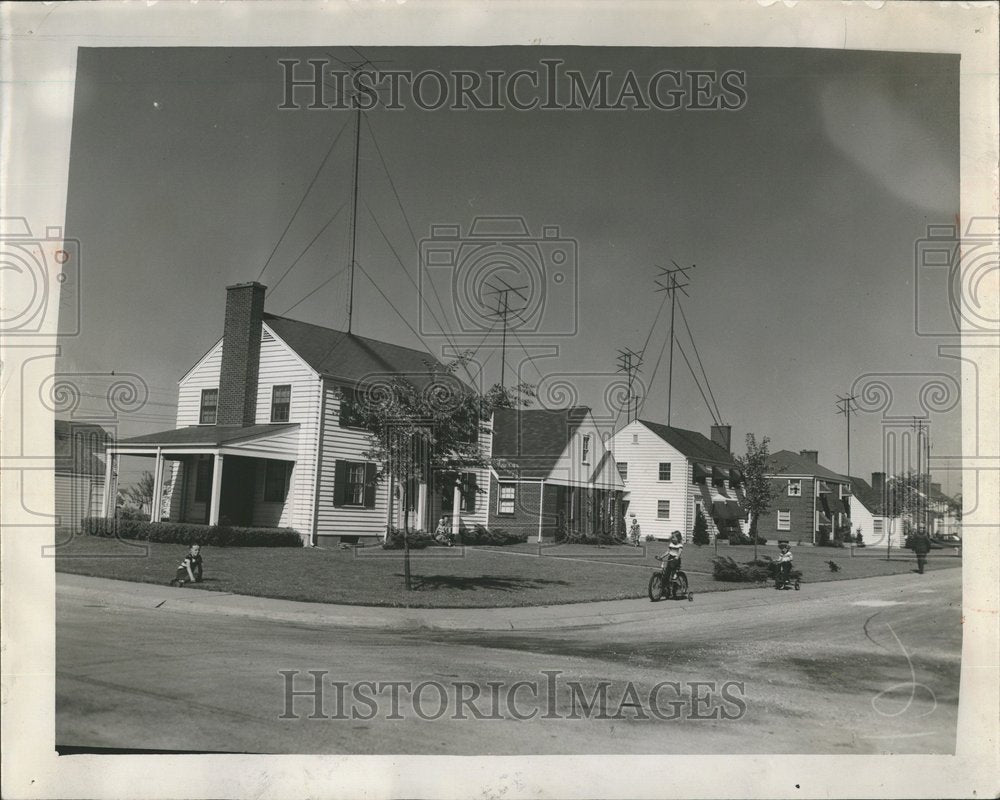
[761,449,851,544]
[483,406,626,542]
[104,282,455,545]
[609,420,747,542]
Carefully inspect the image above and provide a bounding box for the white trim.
[208,454,224,525]
[177,337,223,386]
[260,321,320,378]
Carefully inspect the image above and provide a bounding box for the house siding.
[486,477,552,539]
[314,378,390,541]
[176,340,224,426]
[54,473,104,525]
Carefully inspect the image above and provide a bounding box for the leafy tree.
[692,506,710,546]
[350,354,532,590]
[734,433,778,561]
[883,472,925,559]
[124,470,155,509]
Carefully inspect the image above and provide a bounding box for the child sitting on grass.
[169,543,202,587]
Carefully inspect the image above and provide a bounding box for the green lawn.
[53,532,960,608]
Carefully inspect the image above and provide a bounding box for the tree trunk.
[402,478,412,591]
[750,512,759,561]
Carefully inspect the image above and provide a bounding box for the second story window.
[270,385,291,422]
[199,389,218,425]
[617,462,628,482]
[658,462,672,481]
[787,479,802,497]
[581,434,591,464]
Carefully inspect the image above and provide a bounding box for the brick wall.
[760,476,817,543]
[218,282,266,426]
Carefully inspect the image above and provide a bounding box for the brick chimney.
[799,449,819,464]
[930,481,942,495]
[218,282,266,427]
[871,472,885,496]
[710,424,732,453]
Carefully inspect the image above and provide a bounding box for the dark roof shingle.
[264,313,448,388]
[492,407,589,478]
[118,423,298,447]
[767,449,848,482]
[637,420,735,466]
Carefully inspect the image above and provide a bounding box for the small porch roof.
[110,424,300,461]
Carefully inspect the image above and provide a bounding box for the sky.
[58,46,962,495]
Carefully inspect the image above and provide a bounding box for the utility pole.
[616,348,643,425]
[346,104,362,335]
[835,393,858,480]
[911,417,930,532]
[485,279,528,391]
[654,260,694,426]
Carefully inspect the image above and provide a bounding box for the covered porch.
[104,424,299,527]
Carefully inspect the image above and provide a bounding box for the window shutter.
[363,462,377,508]
[464,473,477,513]
[333,459,346,507]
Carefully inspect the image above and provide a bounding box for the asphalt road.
[56,567,961,755]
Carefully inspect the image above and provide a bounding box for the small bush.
[712,555,799,583]
[459,525,527,546]
[81,517,302,547]
[381,527,433,550]
[827,560,841,572]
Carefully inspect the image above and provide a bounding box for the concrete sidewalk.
[56,569,958,632]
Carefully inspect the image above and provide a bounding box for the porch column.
[150,447,164,522]
[452,481,461,538]
[102,451,115,517]
[417,481,428,532]
[537,480,545,543]
[208,453,224,525]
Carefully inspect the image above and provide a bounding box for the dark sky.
[60,46,962,494]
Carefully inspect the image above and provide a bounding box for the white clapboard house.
[104,282,464,546]
[847,473,895,546]
[55,420,111,526]
[609,420,747,541]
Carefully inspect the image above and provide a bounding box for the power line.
[678,302,722,423]
[674,338,720,425]
[256,114,353,282]
[354,260,436,356]
[268,197,350,296]
[279,263,352,316]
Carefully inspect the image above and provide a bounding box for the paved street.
[57,567,961,755]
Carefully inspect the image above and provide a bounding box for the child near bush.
[169,544,203,586]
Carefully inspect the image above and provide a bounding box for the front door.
[219,456,255,527]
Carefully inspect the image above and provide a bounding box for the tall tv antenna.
[485,278,528,391]
[616,348,643,424]
[654,260,695,426]
[835,392,858,483]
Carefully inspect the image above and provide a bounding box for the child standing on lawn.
[169,544,203,587]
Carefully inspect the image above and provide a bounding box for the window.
[658,462,672,481]
[270,384,291,422]
[617,462,629,482]
[581,434,591,464]
[657,500,670,519]
[199,389,218,425]
[338,386,364,428]
[777,510,791,531]
[264,461,290,502]
[345,463,365,505]
[873,519,884,535]
[840,483,851,498]
[632,433,639,444]
[333,460,376,508]
[497,483,516,515]
[787,479,802,497]
[194,459,213,502]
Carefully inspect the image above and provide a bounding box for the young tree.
[351,354,532,590]
[883,472,924,560]
[734,433,778,561]
[124,470,155,510]
[692,506,710,546]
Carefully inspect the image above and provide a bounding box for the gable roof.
[767,449,848,482]
[263,313,448,388]
[636,420,736,467]
[848,476,886,515]
[492,406,589,478]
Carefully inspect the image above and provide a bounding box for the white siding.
[315,379,389,538]
[255,326,321,536]
[546,412,626,490]
[176,340,223,426]
[54,474,104,525]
